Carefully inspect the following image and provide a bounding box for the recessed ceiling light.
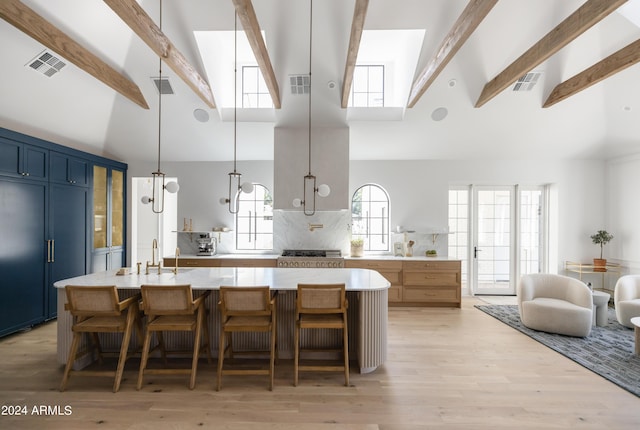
[327,81,336,89]
[448,79,456,87]
[623,106,632,112]
[431,107,448,121]
[193,108,209,122]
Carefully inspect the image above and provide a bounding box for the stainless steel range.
[277,249,344,268]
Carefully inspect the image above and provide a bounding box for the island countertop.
[54,267,390,291]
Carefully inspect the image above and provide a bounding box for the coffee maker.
[197,233,217,256]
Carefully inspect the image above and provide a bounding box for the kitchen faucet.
[146,239,162,274]
[173,247,180,274]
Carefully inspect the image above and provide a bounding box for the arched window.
[236,184,273,250]
[351,184,390,251]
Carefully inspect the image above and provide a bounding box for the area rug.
[475,304,640,398]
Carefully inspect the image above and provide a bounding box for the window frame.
[235,183,274,251]
[351,183,390,252]
[349,64,385,107]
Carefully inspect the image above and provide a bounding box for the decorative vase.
[593,258,606,272]
[351,244,363,257]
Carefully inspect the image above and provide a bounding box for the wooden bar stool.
[217,286,277,391]
[294,283,349,386]
[60,285,142,393]
[137,285,211,390]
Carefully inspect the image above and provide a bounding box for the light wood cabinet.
[345,259,403,302]
[346,258,461,307]
[402,260,461,307]
[164,257,277,268]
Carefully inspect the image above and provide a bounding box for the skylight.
[194,30,275,118]
[347,29,425,121]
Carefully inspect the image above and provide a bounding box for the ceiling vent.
[512,72,542,92]
[289,74,310,95]
[26,50,66,78]
[151,77,174,95]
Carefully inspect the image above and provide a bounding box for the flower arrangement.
[350,238,364,257]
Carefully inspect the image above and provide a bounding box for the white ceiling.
[1,0,640,163]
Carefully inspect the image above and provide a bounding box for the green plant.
[590,230,614,259]
[425,249,437,256]
[350,238,364,247]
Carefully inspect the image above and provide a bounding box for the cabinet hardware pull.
[46,240,51,263]
[51,240,55,262]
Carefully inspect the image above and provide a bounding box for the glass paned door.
[473,187,515,295]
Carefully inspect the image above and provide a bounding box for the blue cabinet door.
[48,184,88,318]
[0,179,47,337]
[50,152,88,187]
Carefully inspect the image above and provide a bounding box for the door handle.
[47,240,51,263]
[51,240,55,263]
[474,246,481,259]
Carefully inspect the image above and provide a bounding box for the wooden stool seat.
[60,285,142,393]
[217,286,277,391]
[137,285,211,390]
[295,283,349,387]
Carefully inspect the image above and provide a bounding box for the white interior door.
[473,186,515,295]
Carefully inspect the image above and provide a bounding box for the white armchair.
[614,275,640,328]
[517,273,593,337]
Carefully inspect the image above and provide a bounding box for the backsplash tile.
[273,210,351,254]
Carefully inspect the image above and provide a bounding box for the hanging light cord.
[233,11,238,174]
[157,0,163,173]
[307,0,313,176]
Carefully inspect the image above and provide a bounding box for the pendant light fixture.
[292,0,330,216]
[219,10,253,214]
[141,0,179,213]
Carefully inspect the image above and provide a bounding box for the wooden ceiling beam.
[232,0,281,109]
[103,0,216,108]
[341,0,369,108]
[0,0,149,109]
[475,0,628,108]
[544,38,640,108]
[407,0,497,108]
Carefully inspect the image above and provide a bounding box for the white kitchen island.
[54,267,390,373]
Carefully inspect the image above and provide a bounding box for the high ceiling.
[1,0,640,163]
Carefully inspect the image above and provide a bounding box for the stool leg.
[343,322,350,387]
[60,332,82,391]
[216,330,226,391]
[137,328,153,390]
[294,322,300,386]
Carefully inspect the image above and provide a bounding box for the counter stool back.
[60,285,142,392]
[294,283,349,386]
[217,286,277,391]
[137,284,211,390]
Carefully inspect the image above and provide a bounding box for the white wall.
[349,159,606,272]
[127,158,607,271]
[606,154,640,271]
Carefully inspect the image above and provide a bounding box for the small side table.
[592,290,610,327]
[631,317,640,356]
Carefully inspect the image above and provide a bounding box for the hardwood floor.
[1,297,638,429]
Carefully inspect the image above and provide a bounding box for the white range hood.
[273,127,349,211]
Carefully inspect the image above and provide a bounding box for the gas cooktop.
[281,249,342,258]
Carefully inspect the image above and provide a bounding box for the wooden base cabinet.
[345,260,403,302]
[402,261,461,307]
[346,259,461,307]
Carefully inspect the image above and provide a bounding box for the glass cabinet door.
[111,169,124,248]
[93,165,107,250]
[92,165,125,271]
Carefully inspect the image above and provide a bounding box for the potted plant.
[350,238,364,257]
[425,249,437,258]
[590,230,614,271]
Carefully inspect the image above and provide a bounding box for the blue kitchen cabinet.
[0,136,48,181]
[0,179,48,337]
[0,128,126,337]
[47,183,89,318]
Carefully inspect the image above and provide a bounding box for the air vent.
[26,50,66,78]
[289,74,310,95]
[512,72,542,92]
[152,77,174,95]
